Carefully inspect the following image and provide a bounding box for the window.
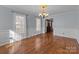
[36,18,41,32]
[16,15,24,33]
[14,13,27,39]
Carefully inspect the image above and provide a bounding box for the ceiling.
[3,5,78,16]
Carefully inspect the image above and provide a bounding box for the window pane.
[36,18,41,31]
[15,15,26,34]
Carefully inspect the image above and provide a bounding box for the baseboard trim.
[0,41,10,47]
[0,33,43,47]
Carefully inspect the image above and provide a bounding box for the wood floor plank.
[0,32,79,54]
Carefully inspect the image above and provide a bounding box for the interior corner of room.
[0,5,79,54]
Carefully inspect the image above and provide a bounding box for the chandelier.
[39,5,48,18]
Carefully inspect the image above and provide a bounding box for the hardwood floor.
[0,32,79,54]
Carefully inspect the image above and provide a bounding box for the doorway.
[45,18,53,33]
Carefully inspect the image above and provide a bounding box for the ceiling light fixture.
[39,4,48,18]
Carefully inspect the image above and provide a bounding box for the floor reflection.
[0,32,79,54]
[35,38,41,50]
[9,41,22,54]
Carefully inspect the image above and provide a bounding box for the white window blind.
[36,18,41,32]
[14,13,26,37]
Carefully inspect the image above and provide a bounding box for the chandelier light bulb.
[39,5,48,18]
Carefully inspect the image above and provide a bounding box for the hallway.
[0,32,79,54]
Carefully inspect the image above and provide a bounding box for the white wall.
[27,15,42,37]
[0,6,13,30]
[53,11,79,43]
[26,15,36,37]
[0,6,14,45]
[53,11,77,29]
